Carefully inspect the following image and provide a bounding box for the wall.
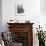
[40,0,46,13]
[2,0,46,46]
[40,0,46,31]
[0,0,2,32]
[2,0,40,30]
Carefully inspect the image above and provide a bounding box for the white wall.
[40,0,46,13]
[2,0,46,46]
[0,0,2,32]
[2,0,40,30]
[40,0,46,31]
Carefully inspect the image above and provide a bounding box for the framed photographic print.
[16,4,24,16]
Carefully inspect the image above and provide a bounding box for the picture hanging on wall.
[16,4,24,16]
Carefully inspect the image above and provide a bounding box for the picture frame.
[15,4,24,16]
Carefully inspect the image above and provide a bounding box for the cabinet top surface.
[7,23,34,25]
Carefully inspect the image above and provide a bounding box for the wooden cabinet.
[7,23,34,46]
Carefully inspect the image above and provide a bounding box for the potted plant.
[36,25,45,46]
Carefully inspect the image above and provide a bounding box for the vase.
[39,40,45,46]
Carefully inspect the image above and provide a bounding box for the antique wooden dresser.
[7,23,34,46]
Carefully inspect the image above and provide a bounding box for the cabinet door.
[11,32,28,46]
